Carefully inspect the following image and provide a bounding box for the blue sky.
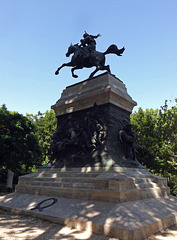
[0,0,177,115]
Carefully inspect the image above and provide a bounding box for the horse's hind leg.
[106,65,111,73]
[89,64,111,78]
[89,67,99,78]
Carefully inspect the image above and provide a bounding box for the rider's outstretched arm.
[90,33,101,39]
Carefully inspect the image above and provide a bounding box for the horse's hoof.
[55,71,59,75]
[73,75,78,78]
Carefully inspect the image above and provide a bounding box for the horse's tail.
[104,44,125,56]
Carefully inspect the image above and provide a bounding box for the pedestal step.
[16,167,170,203]
[135,182,159,189]
[19,180,94,189]
[16,184,169,202]
[36,171,99,178]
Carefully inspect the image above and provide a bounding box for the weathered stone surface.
[1,193,177,240]
[52,72,137,116]
[1,165,173,240]
[15,167,170,203]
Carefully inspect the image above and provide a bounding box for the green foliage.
[0,168,7,184]
[0,105,56,176]
[131,100,177,195]
[168,175,177,196]
[0,105,42,174]
[26,110,57,165]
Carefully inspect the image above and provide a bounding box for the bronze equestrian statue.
[55,32,125,79]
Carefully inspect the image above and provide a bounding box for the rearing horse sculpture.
[55,44,125,78]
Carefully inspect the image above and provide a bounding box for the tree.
[130,100,177,177]
[26,110,57,165]
[0,105,42,174]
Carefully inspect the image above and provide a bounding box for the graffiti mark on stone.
[30,198,57,212]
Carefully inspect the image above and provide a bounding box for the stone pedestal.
[52,72,136,115]
[1,73,177,240]
[50,73,139,168]
[1,167,173,240]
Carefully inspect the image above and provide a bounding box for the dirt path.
[1,209,177,240]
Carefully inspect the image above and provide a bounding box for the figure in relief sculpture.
[119,123,139,161]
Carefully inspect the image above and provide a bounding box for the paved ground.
[1,209,177,240]
[1,192,177,239]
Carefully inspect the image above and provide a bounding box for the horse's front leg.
[55,62,73,75]
[71,66,83,78]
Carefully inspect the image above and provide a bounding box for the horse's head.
[66,43,77,57]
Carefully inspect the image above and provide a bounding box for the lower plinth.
[0,167,175,240]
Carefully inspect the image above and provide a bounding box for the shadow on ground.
[0,209,115,240]
[1,209,177,240]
